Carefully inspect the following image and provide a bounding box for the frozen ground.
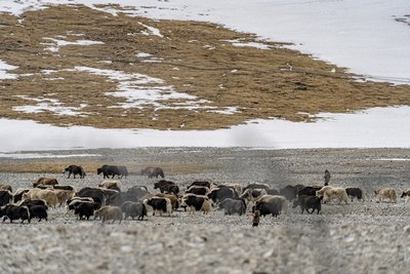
[0,147,410,273]
[1,106,409,152]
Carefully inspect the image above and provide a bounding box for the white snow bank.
[0,153,101,159]
[0,106,409,152]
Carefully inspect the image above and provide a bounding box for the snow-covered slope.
[2,0,409,83]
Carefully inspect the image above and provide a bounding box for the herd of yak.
[0,165,407,224]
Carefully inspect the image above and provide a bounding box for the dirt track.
[0,148,410,273]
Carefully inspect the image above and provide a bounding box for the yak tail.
[240,198,247,212]
[142,199,151,215]
[142,203,147,217]
[282,199,289,214]
[165,198,172,216]
[23,206,31,223]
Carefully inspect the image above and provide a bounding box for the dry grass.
[0,160,208,175]
[0,5,409,129]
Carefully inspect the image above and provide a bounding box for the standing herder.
[252,210,260,227]
[324,169,331,186]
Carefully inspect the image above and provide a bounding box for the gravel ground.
[0,147,410,274]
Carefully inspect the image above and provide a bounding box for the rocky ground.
[0,147,410,273]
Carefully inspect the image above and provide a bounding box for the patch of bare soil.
[1,5,410,129]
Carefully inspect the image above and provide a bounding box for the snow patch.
[139,22,163,37]
[207,107,239,115]
[225,39,270,50]
[41,37,104,53]
[136,52,152,58]
[71,66,234,113]
[0,60,18,80]
[13,95,88,116]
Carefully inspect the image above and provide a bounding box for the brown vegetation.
[0,160,207,175]
[0,5,409,129]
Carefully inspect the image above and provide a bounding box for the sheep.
[375,188,397,203]
[94,206,123,223]
[316,186,349,204]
